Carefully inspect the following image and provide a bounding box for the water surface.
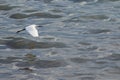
[0,0,120,80]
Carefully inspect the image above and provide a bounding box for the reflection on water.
[0,0,120,80]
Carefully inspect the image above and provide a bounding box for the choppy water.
[0,0,120,80]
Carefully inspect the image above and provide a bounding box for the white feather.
[25,24,39,37]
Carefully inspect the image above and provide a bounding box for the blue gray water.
[0,0,120,80]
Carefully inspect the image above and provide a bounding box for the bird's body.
[17,24,41,37]
[25,24,39,37]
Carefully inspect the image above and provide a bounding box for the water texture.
[0,0,120,80]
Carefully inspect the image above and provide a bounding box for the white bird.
[17,24,42,37]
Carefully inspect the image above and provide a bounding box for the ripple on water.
[78,46,98,51]
[98,0,120,3]
[87,29,111,34]
[68,0,96,3]
[0,73,12,78]
[0,57,21,64]
[81,15,109,20]
[17,53,67,68]
[9,12,62,19]
[30,12,63,18]
[0,4,17,10]
[70,57,92,63]
[78,42,91,46]
[9,13,29,19]
[16,59,67,68]
[106,54,120,61]
[80,76,96,80]
[0,55,68,69]
[0,45,7,49]
[0,37,67,49]
[35,0,53,3]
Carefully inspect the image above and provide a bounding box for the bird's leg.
[16,28,25,33]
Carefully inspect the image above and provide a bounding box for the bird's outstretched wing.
[25,25,39,37]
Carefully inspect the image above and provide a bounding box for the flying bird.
[17,24,42,37]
